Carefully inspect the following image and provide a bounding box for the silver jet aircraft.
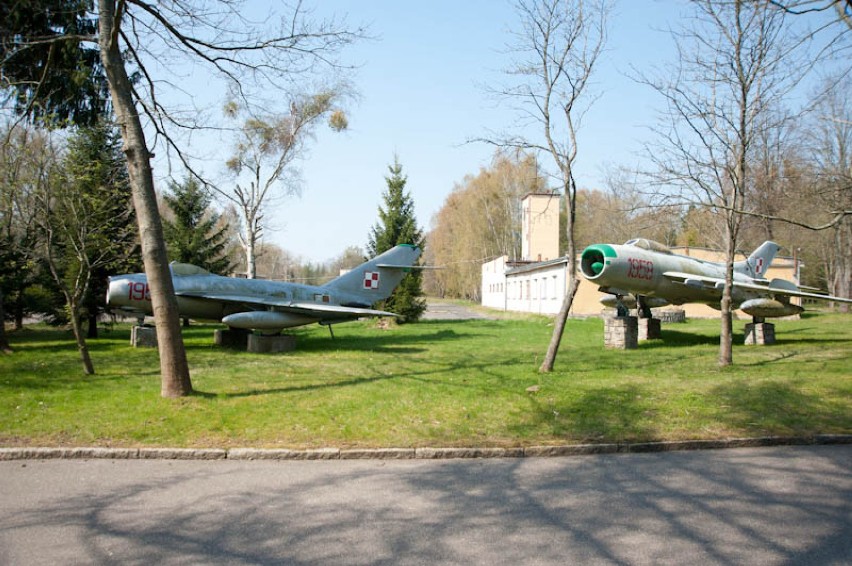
[107,244,421,333]
[579,239,852,318]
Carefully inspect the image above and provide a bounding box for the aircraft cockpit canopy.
[624,239,672,254]
[170,262,212,277]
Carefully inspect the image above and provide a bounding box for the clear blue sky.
[184,1,680,263]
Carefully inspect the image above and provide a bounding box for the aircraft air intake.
[580,245,616,279]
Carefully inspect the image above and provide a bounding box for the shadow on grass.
[708,380,851,435]
[177,325,484,356]
[200,371,403,399]
[276,328,485,355]
[640,329,723,348]
[511,384,659,443]
[201,352,511,400]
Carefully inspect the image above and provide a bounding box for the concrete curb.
[1,435,849,462]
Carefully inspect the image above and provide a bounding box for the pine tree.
[367,158,426,322]
[162,177,233,275]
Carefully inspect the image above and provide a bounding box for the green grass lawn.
[1,311,850,449]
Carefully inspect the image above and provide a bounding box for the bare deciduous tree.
[641,0,815,366]
[485,0,609,372]
[807,78,852,308]
[426,151,543,300]
[5,0,362,396]
[217,92,348,279]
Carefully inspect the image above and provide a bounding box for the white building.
[482,193,570,315]
[481,194,799,318]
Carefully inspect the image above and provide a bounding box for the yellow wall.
[521,194,560,262]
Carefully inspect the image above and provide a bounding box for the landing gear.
[636,295,661,340]
[636,295,653,319]
[615,295,630,318]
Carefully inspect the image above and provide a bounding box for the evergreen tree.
[162,176,233,275]
[65,119,140,339]
[37,119,137,372]
[0,0,110,127]
[367,158,426,322]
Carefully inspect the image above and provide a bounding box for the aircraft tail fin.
[325,244,422,306]
[737,241,781,279]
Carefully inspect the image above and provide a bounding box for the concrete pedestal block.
[745,322,775,345]
[247,334,297,353]
[214,328,250,349]
[656,309,686,323]
[131,325,158,348]
[638,318,662,341]
[604,316,638,349]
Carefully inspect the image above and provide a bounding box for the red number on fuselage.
[627,258,654,281]
[128,282,150,301]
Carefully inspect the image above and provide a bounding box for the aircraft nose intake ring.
[581,248,606,278]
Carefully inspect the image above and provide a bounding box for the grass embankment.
[1,311,850,448]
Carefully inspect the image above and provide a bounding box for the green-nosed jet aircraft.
[580,239,852,319]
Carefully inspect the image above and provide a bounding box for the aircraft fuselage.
[579,241,796,315]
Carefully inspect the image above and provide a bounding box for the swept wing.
[663,271,852,304]
[174,290,396,317]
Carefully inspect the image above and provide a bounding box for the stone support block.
[638,318,662,341]
[214,328,250,349]
[745,322,775,345]
[655,309,686,323]
[604,316,638,349]
[247,333,297,353]
[131,325,157,348]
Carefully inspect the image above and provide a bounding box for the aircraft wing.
[175,291,292,308]
[663,271,852,303]
[285,302,398,318]
[175,290,398,317]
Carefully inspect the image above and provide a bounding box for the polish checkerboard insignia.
[363,271,380,290]
[755,257,764,275]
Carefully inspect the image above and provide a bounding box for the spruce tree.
[162,177,233,275]
[65,119,140,339]
[367,158,426,322]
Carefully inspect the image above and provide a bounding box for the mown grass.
[1,311,850,449]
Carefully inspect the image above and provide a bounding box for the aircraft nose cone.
[581,245,613,279]
[106,277,131,306]
[106,277,117,305]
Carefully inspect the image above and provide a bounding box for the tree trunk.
[540,199,578,373]
[68,299,95,375]
[832,218,851,313]
[539,275,579,372]
[98,0,192,397]
[718,233,736,367]
[13,301,23,331]
[0,287,11,354]
[246,233,257,279]
[87,312,98,339]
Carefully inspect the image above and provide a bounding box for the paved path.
[422,299,495,320]
[2,445,849,564]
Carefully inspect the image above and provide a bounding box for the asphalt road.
[1,445,849,565]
